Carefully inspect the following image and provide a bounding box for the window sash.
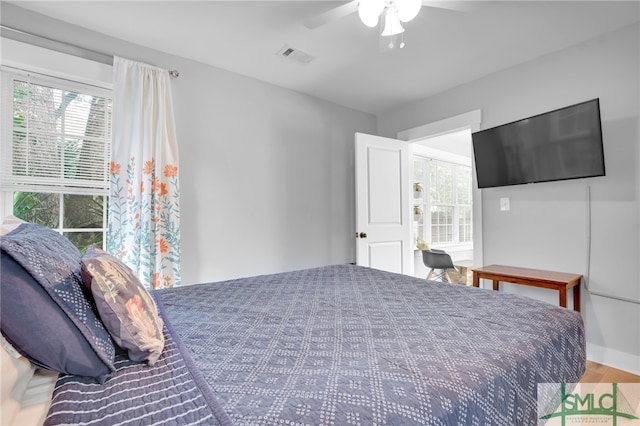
[414,156,472,246]
[1,70,112,195]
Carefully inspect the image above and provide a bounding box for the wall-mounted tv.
[472,99,605,189]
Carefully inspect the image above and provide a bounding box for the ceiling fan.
[305,0,474,49]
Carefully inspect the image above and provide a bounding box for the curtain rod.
[0,25,180,78]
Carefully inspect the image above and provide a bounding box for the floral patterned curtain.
[107,57,181,289]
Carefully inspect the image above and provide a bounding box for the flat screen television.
[472,99,605,188]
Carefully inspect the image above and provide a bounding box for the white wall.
[1,3,376,284]
[174,67,375,282]
[378,24,640,374]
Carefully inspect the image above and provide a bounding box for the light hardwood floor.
[581,361,640,383]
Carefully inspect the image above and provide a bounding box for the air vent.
[276,45,315,65]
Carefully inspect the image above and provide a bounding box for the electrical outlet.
[500,197,510,211]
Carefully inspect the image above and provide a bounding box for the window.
[1,70,112,251]
[413,155,472,247]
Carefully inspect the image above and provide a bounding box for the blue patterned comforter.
[44,315,232,425]
[46,265,585,425]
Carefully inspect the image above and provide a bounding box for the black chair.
[421,249,458,282]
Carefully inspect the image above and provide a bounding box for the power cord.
[582,180,640,304]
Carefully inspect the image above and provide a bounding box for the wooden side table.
[472,264,582,311]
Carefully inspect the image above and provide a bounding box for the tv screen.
[472,99,605,189]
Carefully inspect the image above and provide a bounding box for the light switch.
[500,197,510,211]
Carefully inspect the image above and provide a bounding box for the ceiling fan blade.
[421,1,480,13]
[304,1,360,29]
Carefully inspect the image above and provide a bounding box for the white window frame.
[0,38,113,248]
[413,144,473,251]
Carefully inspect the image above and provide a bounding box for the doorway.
[411,129,474,280]
[396,109,483,280]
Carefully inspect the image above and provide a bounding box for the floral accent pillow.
[81,246,164,365]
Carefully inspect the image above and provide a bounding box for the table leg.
[573,284,581,312]
[559,287,567,308]
[472,272,479,287]
[492,280,499,291]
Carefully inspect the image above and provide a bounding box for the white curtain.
[107,57,181,289]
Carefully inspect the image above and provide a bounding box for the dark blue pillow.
[0,224,116,383]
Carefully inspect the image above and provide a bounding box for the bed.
[1,222,586,425]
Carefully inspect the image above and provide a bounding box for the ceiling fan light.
[381,9,405,36]
[358,0,385,27]
[396,0,422,22]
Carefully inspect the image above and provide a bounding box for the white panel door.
[355,132,411,274]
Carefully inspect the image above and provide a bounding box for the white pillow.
[0,342,35,426]
[12,369,58,426]
[0,216,26,236]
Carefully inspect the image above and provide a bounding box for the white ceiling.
[7,1,640,115]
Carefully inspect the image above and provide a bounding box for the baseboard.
[586,342,640,376]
